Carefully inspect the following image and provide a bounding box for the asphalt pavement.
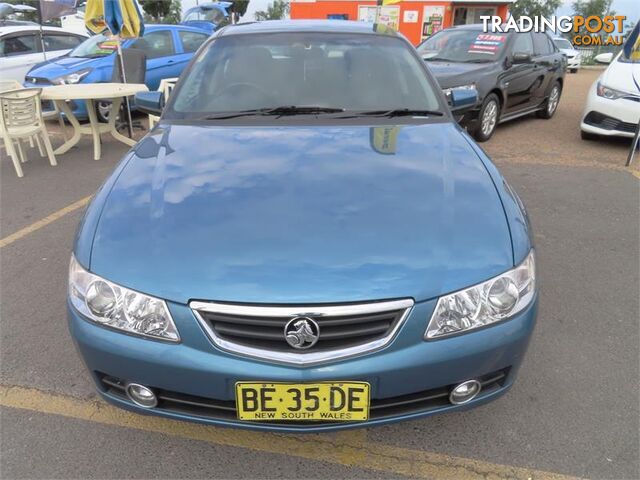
[1,69,638,479]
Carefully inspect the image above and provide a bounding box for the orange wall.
[290,2,510,46]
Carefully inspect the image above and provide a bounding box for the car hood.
[600,59,640,95]
[425,60,495,88]
[88,123,513,305]
[27,55,99,77]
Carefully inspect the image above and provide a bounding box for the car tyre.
[473,93,500,142]
[580,130,599,141]
[537,82,561,119]
[570,68,578,73]
[96,100,113,123]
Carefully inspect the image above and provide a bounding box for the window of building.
[452,6,497,26]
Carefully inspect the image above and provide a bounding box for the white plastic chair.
[0,79,67,140]
[148,77,178,129]
[0,88,57,178]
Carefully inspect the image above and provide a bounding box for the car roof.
[217,20,400,38]
[145,23,211,33]
[0,25,87,35]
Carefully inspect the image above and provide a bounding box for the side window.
[179,31,208,53]
[132,30,175,59]
[511,33,534,55]
[43,34,84,52]
[0,34,38,57]
[532,33,552,56]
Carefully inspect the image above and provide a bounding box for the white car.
[553,37,581,73]
[580,51,640,140]
[0,25,88,83]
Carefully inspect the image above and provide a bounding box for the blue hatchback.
[24,24,210,120]
[68,20,538,432]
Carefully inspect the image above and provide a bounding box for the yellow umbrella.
[84,0,145,138]
[85,0,144,38]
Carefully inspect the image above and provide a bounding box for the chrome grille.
[190,299,414,365]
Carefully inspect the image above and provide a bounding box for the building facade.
[290,0,513,45]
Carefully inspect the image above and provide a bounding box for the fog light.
[449,380,481,405]
[125,383,157,408]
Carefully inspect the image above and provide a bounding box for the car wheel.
[537,82,561,119]
[473,93,500,142]
[580,130,599,141]
[570,68,578,73]
[96,100,113,123]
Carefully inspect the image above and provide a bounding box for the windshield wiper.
[70,54,108,59]
[465,58,493,63]
[340,109,444,118]
[424,56,458,62]
[205,106,345,120]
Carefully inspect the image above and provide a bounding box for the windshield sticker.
[97,40,119,53]
[468,34,506,54]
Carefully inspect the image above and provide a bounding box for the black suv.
[418,24,566,141]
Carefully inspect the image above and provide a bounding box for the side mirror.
[594,52,613,64]
[512,52,532,64]
[450,87,478,109]
[134,91,164,116]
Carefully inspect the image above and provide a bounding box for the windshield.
[169,32,441,119]
[184,8,227,24]
[69,33,115,58]
[554,38,573,50]
[418,29,507,63]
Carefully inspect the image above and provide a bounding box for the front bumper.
[566,57,581,69]
[68,295,538,432]
[581,83,640,138]
[451,104,481,132]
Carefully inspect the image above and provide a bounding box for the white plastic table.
[41,83,148,161]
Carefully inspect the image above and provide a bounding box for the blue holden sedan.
[68,20,538,431]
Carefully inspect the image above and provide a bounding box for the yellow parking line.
[0,385,578,480]
[0,196,92,249]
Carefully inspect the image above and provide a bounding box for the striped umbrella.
[84,0,145,137]
[85,0,144,38]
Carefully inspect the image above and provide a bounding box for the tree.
[508,0,562,19]
[254,0,289,21]
[229,1,250,22]
[572,0,614,18]
[141,0,182,24]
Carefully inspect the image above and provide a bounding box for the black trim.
[97,368,509,426]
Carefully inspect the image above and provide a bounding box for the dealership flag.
[39,0,77,22]
[622,22,640,166]
[623,22,640,62]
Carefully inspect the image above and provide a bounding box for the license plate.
[235,382,370,422]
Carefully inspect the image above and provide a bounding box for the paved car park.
[1,69,638,479]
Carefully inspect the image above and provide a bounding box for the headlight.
[425,250,536,339]
[596,82,626,100]
[443,83,476,100]
[53,68,92,85]
[68,256,180,342]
